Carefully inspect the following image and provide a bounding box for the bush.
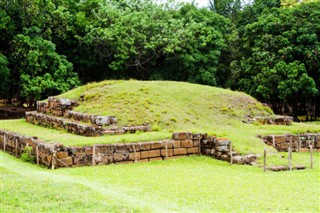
[20,145,36,163]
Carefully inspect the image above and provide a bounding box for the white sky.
[179,0,209,7]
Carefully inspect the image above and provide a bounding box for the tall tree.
[232,1,320,119]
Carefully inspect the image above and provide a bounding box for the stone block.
[161,148,173,157]
[161,140,173,149]
[57,157,73,167]
[215,139,231,146]
[173,140,181,148]
[128,144,141,152]
[129,152,141,161]
[299,148,309,152]
[279,143,289,150]
[172,132,192,140]
[113,153,127,162]
[221,154,229,161]
[150,142,163,150]
[140,143,151,151]
[187,147,199,154]
[274,136,286,144]
[173,148,187,156]
[192,134,203,140]
[149,157,163,162]
[84,147,94,155]
[56,151,68,159]
[141,150,161,159]
[244,154,257,164]
[232,156,244,164]
[95,116,111,126]
[193,140,199,147]
[216,146,229,152]
[181,140,193,148]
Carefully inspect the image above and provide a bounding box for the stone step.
[25,111,151,137]
[37,97,117,126]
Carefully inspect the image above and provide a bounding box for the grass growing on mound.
[1,80,320,154]
[58,80,273,132]
[1,151,319,212]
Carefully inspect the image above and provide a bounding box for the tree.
[9,28,79,104]
[233,2,320,119]
[0,53,9,97]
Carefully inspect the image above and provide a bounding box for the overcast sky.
[179,0,209,7]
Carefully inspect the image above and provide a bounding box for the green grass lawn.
[1,151,319,212]
[1,118,319,155]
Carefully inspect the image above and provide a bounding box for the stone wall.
[1,130,257,169]
[262,133,320,152]
[200,135,257,165]
[0,129,55,166]
[244,115,293,125]
[37,97,78,117]
[37,97,116,126]
[26,111,150,137]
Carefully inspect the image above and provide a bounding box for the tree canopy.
[0,0,319,119]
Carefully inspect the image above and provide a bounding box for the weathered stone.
[187,147,199,154]
[181,140,193,148]
[173,148,187,156]
[244,154,257,164]
[141,150,161,159]
[129,152,141,161]
[160,148,173,157]
[221,154,229,160]
[274,136,286,144]
[232,155,244,164]
[56,151,69,159]
[140,143,151,151]
[216,146,229,152]
[150,142,163,150]
[57,157,73,167]
[95,116,111,126]
[173,140,181,148]
[161,140,173,149]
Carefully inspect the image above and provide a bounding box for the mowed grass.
[1,80,320,153]
[0,119,170,146]
[1,151,319,212]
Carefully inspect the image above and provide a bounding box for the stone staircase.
[26,97,151,136]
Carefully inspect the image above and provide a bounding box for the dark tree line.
[0,0,319,120]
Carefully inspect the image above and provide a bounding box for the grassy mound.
[1,80,319,154]
[58,80,272,132]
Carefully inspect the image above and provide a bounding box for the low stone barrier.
[37,97,116,126]
[200,135,257,165]
[37,97,78,117]
[262,133,320,152]
[0,130,55,166]
[0,130,256,169]
[244,115,293,125]
[25,112,150,136]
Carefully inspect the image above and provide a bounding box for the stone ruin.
[261,133,320,152]
[243,115,293,125]
[0,130,258,169]
[27,97,150,136]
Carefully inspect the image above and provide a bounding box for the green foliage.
[0,53,9,97]
[20,145,36,163]
[233,2,320,117]
[10,30,79,101]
